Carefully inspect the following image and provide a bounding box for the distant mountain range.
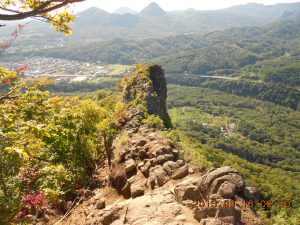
[2,2,300,46]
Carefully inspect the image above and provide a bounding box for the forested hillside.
[18,20,300,113]
[166,85,300,224]
[9,21,300,82]
[166,75,300,110]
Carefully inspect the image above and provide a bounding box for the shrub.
[143,115,164,129]
[18,192,47,220]
[114,102,129,125]
[38,165,73,204]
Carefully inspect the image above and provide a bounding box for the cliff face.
[146,65,171,127]
[54,65,261,225]
[123,65,172,127]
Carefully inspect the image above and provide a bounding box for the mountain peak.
[140,2,166,16]
[77,7,109,17]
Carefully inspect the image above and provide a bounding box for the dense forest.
[166,75,300,110]
[166,85,300,224]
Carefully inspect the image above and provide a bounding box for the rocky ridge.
[58,65,261,225]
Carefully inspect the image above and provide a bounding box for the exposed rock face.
[93,189,199,225]
[123,65,172,127]
[146,65,171,127]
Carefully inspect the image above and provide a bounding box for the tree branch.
[0,0,85,21]
[0,86,19,102]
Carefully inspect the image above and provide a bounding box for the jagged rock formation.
[57,65,260,225]
[123,65,172,127]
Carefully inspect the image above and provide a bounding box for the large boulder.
[128,173,146,198]
[151,165,169,187]
[110,164,127,192]
[163,161,179,175]
[174,184,201,202]
[172,164,189,180]
[174,166,246,224]
[131,183,145,198]
[141,161,151,177]
[197,166,244,198]
[125,159,137,178]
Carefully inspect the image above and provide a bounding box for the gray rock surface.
[91,190,199,225]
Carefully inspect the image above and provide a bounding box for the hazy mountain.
[114,7,137,15]
[280,10,300,21]
[75,7,111,26]
[69,1,300,41]
[225,2,300,21]
[140,2,166,16]
[2,2,300,45]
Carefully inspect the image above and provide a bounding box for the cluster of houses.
[1,56,136,84]
[0,57,98,76]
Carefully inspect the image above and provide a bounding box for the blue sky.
[73,0,300,12]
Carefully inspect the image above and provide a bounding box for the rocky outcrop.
[146,65,171,127]
[123,65,172,127]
